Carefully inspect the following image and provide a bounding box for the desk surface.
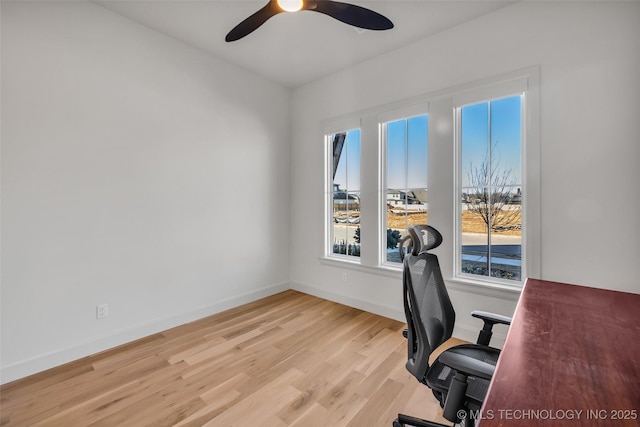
[477,278,640,427]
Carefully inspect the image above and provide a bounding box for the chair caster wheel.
[393,420,404,427]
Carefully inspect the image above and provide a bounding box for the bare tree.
[463,143,521,233]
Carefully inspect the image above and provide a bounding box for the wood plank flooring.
[0,290,452,426]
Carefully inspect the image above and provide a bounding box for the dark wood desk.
[477,278,640,427]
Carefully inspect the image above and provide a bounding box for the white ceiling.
[94,0,516,88]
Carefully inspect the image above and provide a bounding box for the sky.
[386,115,428,190]
[461,95,522,188]
[332,129,361,192]
[332,94,522,193]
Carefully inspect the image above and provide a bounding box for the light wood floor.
[0,290,454,426]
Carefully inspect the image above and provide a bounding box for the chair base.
[393,413,449,427]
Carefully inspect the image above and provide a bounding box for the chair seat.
[425,344,500,407]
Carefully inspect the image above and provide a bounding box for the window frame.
[320,67,540,291]
[451,70,540,290]
[323,119,362,263]
[454,93,526,286]
[379,109,429,267]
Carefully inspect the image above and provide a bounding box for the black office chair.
[393,225,512,427]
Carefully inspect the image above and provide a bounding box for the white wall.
[290,1,640,342]
[3,0,639,385]
[1,1,291,383]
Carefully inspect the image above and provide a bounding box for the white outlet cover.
[96,304,109,319]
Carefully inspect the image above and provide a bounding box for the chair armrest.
[437,351,495,381]
[471,310,512,326]
[471,310,512,346]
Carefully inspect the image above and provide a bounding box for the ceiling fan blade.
[311,1,393,31]
[225,1,282,42]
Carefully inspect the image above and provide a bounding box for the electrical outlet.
[342,272,348,282]
[96,304,109,319]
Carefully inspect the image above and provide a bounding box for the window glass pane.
[490,193,522,280]
[489,96,522,280]
[386,120,407,190]
[345,130,361,192]
[385,115,428,264]
[460,95,522,281]
[331,130,361,258]
[461,103,488,188]
[407,116,428,189]
[461,189,489,275]
[490,96,522,185]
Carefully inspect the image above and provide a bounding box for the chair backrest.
[403,225,455,382]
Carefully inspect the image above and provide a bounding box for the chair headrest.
[407,225,443,255]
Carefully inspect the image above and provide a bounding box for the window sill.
[447,276,522,301]
[318,258,522,304]
[319,257,402,279]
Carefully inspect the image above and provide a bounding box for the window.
[457,95,524,282]
[322,67,539,289]
[327,129,361,259]
[458,95,523,281]
[382,115,428,263]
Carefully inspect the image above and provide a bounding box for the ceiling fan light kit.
[225,0,394,42]
[277,0,304,13]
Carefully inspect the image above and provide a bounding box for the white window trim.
[454,69,540,289]
[320,66,541,291]
[323,124,362,262]
[453,69,540,289]
[454,92,526,287]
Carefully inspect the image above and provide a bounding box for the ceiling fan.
[225,0,394,42]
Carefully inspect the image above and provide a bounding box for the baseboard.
[290,281,507,348]
[0,282,290,385]
[290,281,405,322]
